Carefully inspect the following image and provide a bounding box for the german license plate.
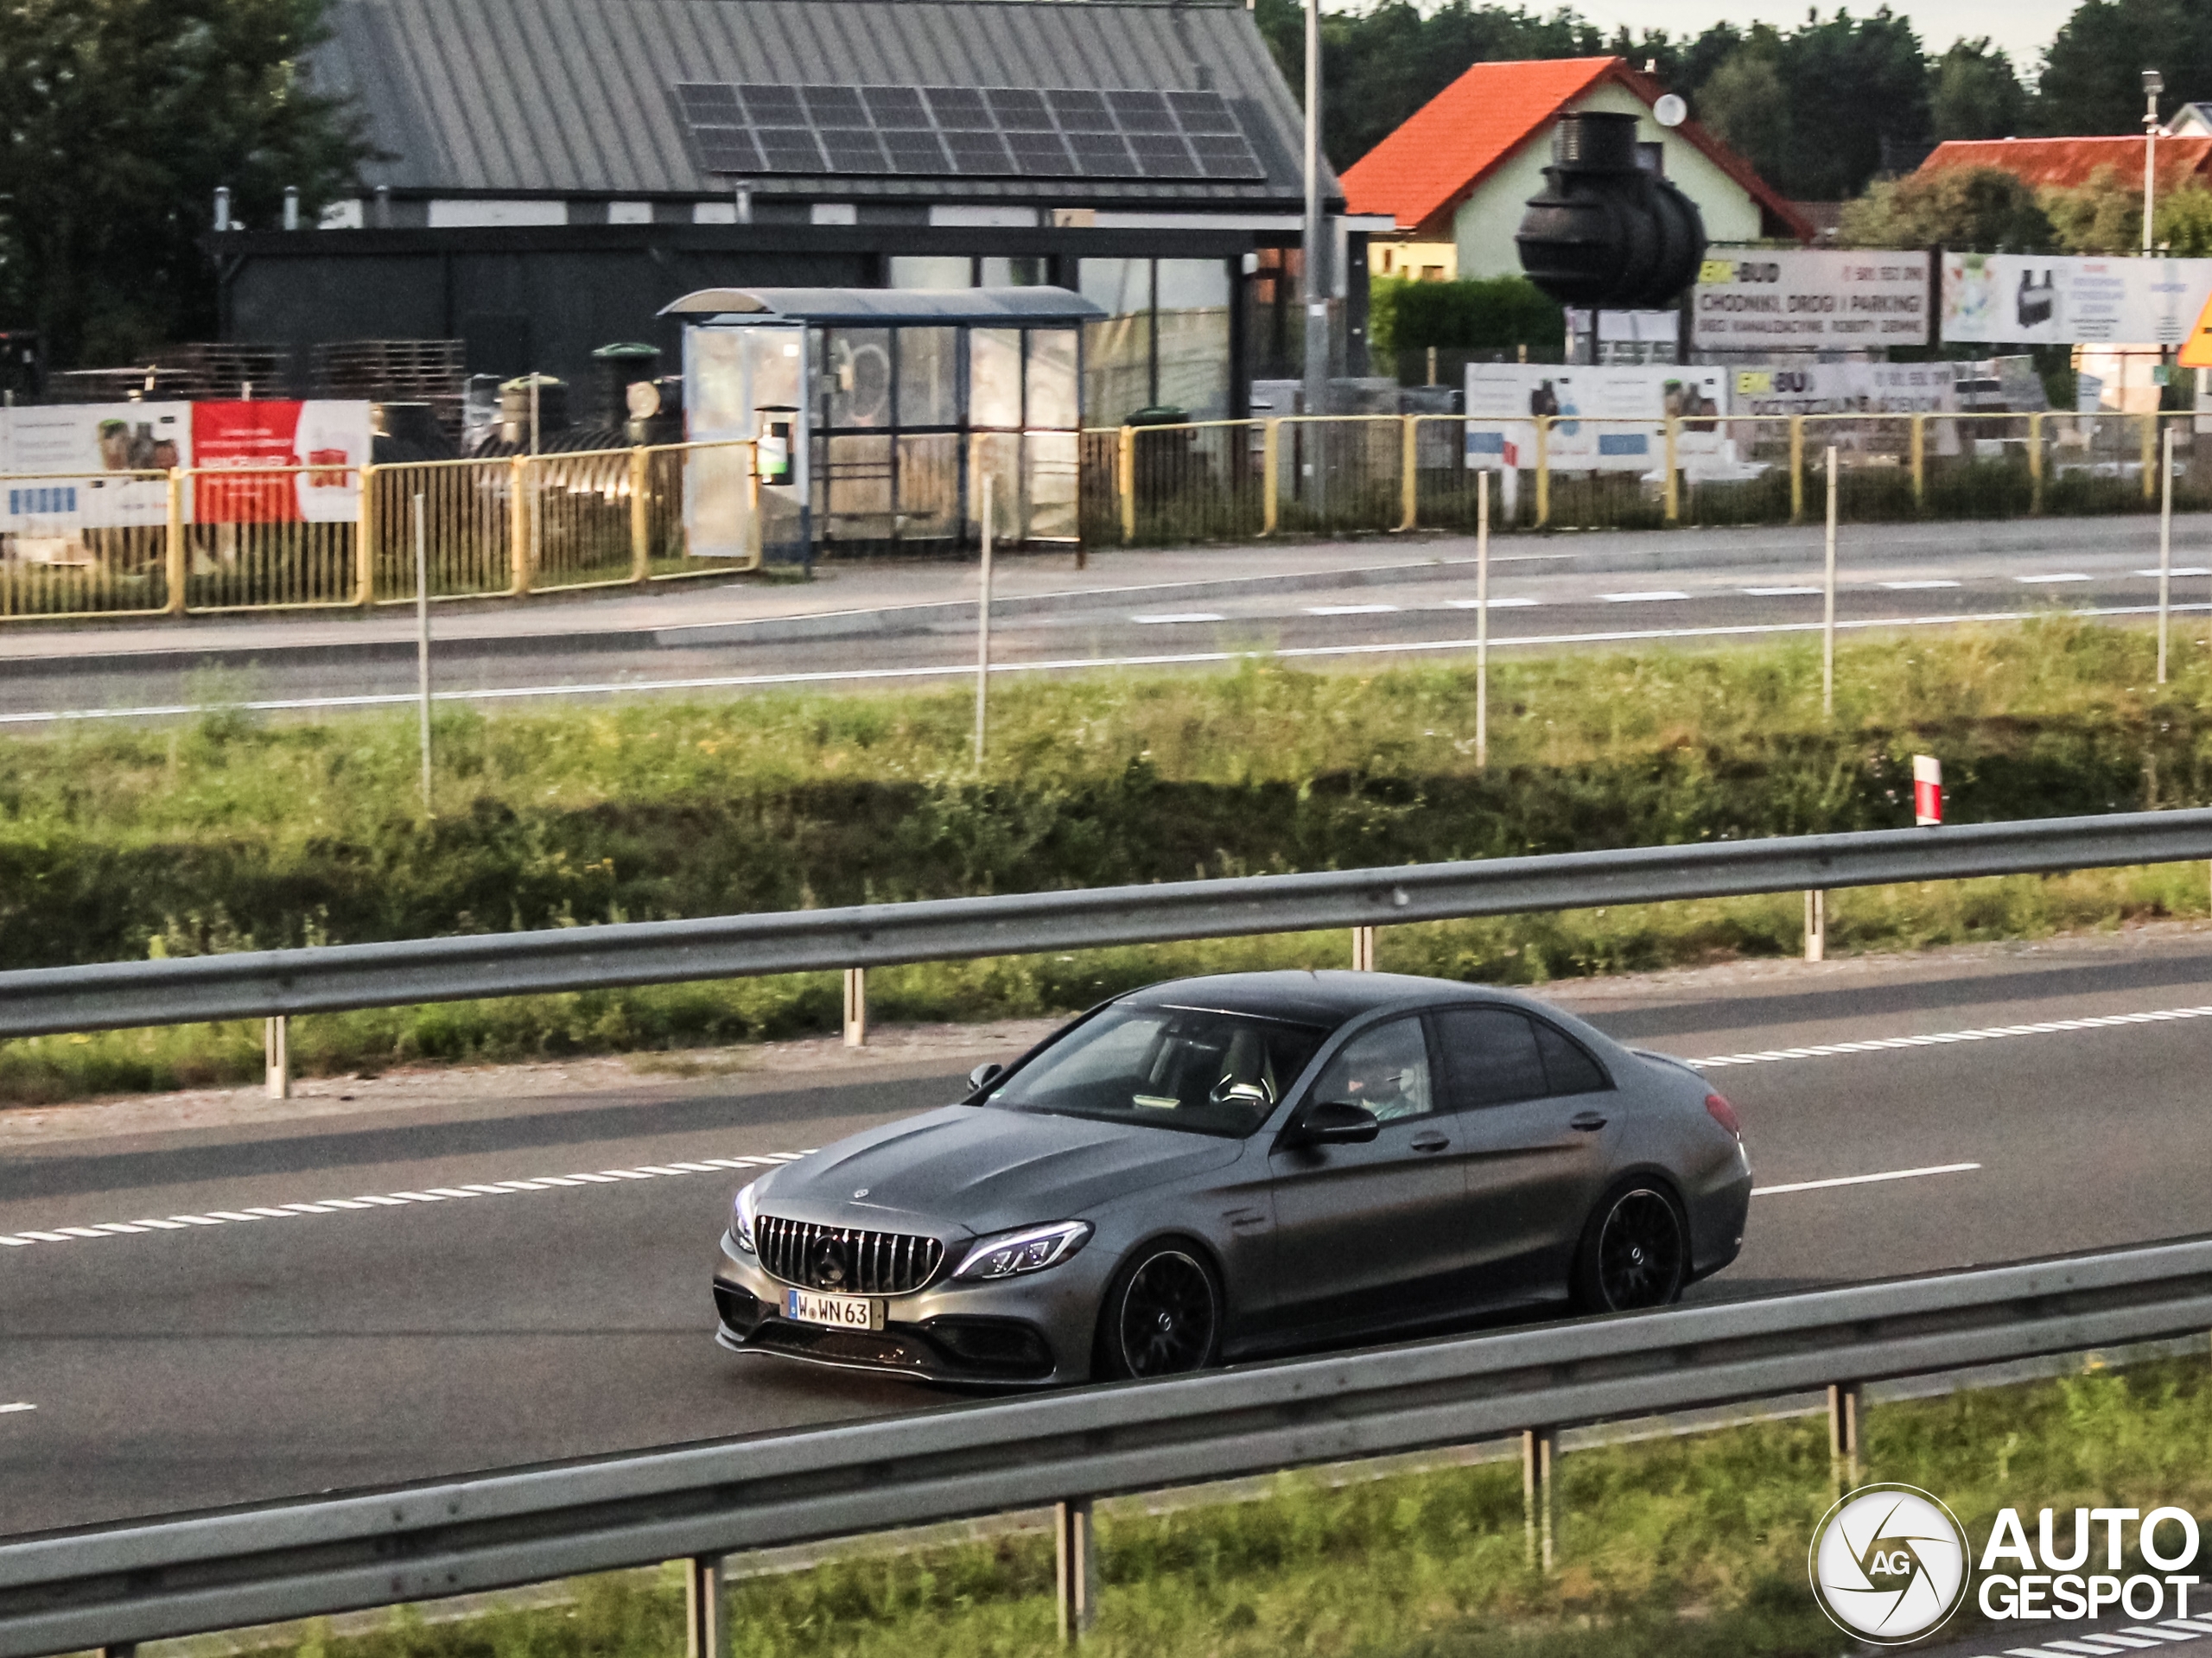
[784,1287,885,1331]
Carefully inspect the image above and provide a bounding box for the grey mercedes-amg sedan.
[711,970,1751,1386]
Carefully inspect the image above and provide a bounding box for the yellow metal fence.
[3,415,2206,620]
[0,440,758,621]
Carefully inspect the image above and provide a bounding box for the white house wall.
[1450,81,1766,281]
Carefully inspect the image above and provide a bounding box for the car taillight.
[1705,1092,1741,1137]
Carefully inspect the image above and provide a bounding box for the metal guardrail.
[3,806,2211,1041]
[4,1234,2211,1657]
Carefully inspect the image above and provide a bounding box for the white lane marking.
[2137,568,2212,578]
[1131,612,1225,625]
[16,601,2212,726]
[1305,603,1399,615]
[1600,589,1690,602]
[1753,1162,1980,1197]
[1881,578,1961,589]
[1443,596,1540,609]
[0,1152,819,1251]
[1743,586,1823,596]
[0,1403,33,1414]
[2018,573,2093,584]
[1693,1001,2212,1069]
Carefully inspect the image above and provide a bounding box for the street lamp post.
[1300,0,1328,425]
[2145,68,2164,255]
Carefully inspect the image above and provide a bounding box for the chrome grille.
[756,1215,944,1296]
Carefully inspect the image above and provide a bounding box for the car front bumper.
[712,1231,1110,1387]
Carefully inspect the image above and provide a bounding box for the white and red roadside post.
[1914,754,1943,826]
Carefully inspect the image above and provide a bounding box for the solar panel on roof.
[674,79,1266,181]
[736,83,804,123]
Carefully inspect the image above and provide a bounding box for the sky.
[1567,0,2081,78]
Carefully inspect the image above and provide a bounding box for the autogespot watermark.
[1809,1485,2204,1644]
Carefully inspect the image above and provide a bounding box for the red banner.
[189,402,372,524]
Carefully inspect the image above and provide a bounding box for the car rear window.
[983,1004,1327,1137]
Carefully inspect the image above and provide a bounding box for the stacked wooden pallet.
[312,340,467,436]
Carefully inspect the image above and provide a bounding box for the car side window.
[1431,1007,1547,1109]
[1534,1019,1611,1095]
[1306,1018,1435,1123]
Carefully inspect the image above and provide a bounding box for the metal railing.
[0,440,760,621]
[3,1232,2210,1656]
[3,805,2211,1040]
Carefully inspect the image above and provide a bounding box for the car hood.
[754,1105,1244,1238]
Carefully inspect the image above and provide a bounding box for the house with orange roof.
[1918,135,2212,193]
[1344,57,1812,283]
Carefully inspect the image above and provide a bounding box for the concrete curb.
[6,515,2184,675]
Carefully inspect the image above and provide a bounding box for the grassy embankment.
[9,616,2212,1101]
[250,1353,2212,1658]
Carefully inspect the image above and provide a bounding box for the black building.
[220,0,1373,424]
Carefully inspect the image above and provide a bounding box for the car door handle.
[1410,1132,1451,1153]
[1569,1111,1609,1132]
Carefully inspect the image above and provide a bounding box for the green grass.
[12,615,2212,1101]
[242,1351,2212,1658]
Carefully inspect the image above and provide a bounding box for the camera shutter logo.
[1809,1484,1970,1643]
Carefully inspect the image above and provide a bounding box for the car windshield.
[982,1004,1330,1137]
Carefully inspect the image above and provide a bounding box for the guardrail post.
[1522,1426,1556,1572]
[356,462,378,607]
[2029,412,2045,514]
[1789,416,1805,524]
[164,468,187,616]
[629,446,652,582]
[509,453,533,594]
[1534,416,1550,529]
[1351,925,1376,971]
[1116,425,1135,545]
[1827,1382,1863,1492]
[1054,1496,1098,1643]
[1804,889,1826,962]
[1261,419,1281,536]
[1662,416,1680,524]
[684,1553,724,1658]
[843,967,867,1048]
[1909,415,1925,511]
[264,1015,289,1101]
[1398,415,1418,531]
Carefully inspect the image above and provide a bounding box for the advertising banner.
[1942,252,2212,345]
[1462,364,1735,474]
[190,401,372,524]
[1726,359,2046,418]
[0,403,188,531]
[1693,249,1931,349]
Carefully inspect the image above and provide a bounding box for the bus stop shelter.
[662,286,1106,563]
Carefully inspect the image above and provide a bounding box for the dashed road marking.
[2138,568,2212,578]
[0,1403,33,1415]
[1693,1002,2212,1070]
[1131,612,1225,625]
[1743,586,1824,596]
[1443,596,1539,608]
[1880,578,1961,589]
[1304,603,1399,615]
[2018,573,2092,584]
[1753,1162,1980,1197]
[0,1152,812,1252]
[1600,589,1690,603]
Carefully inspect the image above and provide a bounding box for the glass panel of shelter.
[807,319,1084,552]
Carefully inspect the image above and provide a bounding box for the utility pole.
[1300,0,1328,428]
[2145,68,2164,254]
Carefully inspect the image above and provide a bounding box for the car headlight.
[731,1181,760,1255]
[952,1220,1093,1282]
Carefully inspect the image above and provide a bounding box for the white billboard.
[2,403,188,531]
[1693,248,1931,349]
[1462,364,1736,474]
[1942,252,2212,345]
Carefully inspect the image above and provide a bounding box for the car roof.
[1121,970,1496,1027]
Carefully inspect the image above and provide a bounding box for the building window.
[889,255,974,289]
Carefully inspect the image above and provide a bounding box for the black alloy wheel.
[1576,1185,1687,1312]
[1103,1246,1220,1379]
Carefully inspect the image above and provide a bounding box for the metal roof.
[660,285,1106,322]
[315,0,1328,207]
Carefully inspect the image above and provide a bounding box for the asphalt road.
[8,526,2212,722]
[4,931,2212,1538]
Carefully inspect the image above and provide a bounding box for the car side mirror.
[1282,1099,1380,1148]
[968,1062,1004,1093]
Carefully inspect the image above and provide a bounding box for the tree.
[1932,39,2027,139]
[1698,37,1792,185]
[2031,0,2212,134]
[2042,164,2144,249]
[1839,165,2056,248]
[0,0,367,368]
